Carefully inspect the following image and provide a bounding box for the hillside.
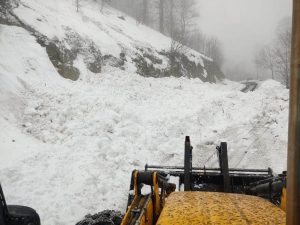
[1,0,224,83]
[0,1,289,225]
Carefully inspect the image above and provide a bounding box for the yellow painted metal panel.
[156,192,286,225]
[281,188,287,212]
[139,198,154,225]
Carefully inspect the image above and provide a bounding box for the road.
[241,81,258,93]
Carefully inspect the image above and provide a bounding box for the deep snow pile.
[0,70,289,224]
[0,2,289,225]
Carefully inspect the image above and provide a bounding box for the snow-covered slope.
[1,0,223,83]
[0,1,289,225]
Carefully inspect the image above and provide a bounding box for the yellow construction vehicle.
[121,137,287,225]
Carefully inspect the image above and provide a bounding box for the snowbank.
[0,62,289,225]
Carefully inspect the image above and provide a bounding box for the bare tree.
[274,17,292,88]
[253,17,291,87]
[168,0,174,37]
[159,0,165,33]
[205,37,224,68]
[187,30,224,68]
[76,0,81,12]
[254,45,276,79]
[142,0,148,24]
[178,0,198,45]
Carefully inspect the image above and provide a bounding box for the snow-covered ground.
[0,1,289,225]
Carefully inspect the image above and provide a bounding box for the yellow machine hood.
[156,192,286,225]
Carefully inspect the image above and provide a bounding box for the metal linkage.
[144,138,282,203]
[145,166,271,174]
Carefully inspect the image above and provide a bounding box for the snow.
[0,1,289,225]
[13,0,210,68]
[0,25,67,94]
[0,64,289,225]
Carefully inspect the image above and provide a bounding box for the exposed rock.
[132,54,161,77]
[103,55,125,68]
[84,43,102,73]
[0,0,20,26]
[132,48,224,82]
[46,41,80,81]
[57,64,80,81]
[87,61,102,73]
[46,42,76,66]
[43,28,104,79]
[64,28,103,74]
[203,59,225,82]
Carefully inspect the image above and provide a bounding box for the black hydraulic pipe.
[249,177,282,187]
[219,142,231,192]
[249,180,285,194]
[184,136,192,191]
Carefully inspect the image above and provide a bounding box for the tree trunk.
[101,0,104,12]
[159,0,164,33]
[142,0,148,24]
[169,0,174,38]
[271,69,274,79]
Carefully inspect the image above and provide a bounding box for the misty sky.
[197,0,293,80]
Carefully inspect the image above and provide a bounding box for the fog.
[197,0,293,80]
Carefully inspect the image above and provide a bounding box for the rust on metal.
[156,192,285,225]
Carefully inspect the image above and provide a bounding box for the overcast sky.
[197,0,293,80]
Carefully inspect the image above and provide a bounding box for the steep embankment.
[0,1,288,225]
[1,0,223,82]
